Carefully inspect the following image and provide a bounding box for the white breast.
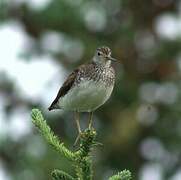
[58,80,114,112]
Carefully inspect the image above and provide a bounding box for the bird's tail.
[48,106,54,111]
[48,103,59,111]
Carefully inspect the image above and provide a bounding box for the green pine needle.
[31,109,75,161]
[109,170,132,180]
[51,169,75,180]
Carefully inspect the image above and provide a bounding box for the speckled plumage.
[75,63,115,87]
[48,46,116,112]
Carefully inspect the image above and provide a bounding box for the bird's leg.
[88,112,94,129]
[74,111,81,146]
[75,111,81,133]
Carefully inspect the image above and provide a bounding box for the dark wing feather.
[48,63,95,111]
[48,68,78,111]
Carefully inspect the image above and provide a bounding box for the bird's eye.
[97,52,101,56]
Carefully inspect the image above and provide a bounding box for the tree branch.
[31,108,132,180]
[31,109,75,161]
[109,170,132,180]
[52,169,75,180]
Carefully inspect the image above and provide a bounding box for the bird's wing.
[48,63,94,111]
[48,68,78,111]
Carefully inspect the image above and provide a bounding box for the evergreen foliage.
[109,170,132,180]
[31,109,132,180]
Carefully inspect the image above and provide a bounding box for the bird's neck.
[92,60,111,69]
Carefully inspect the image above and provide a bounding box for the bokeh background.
[0,0,181,179]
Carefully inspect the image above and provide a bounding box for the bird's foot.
[88,125,94,131]
[86,128,103,147]
[73,128,99,148]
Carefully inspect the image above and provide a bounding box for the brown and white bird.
[48,46,116,141]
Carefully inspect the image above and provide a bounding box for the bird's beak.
[108,56,117,62]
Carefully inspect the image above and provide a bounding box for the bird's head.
[93,46,117,66]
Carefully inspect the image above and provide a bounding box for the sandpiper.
[48,46,116,141]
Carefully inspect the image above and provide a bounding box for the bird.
[48,46,116,143]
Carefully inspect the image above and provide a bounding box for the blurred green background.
[0,0,181,179]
